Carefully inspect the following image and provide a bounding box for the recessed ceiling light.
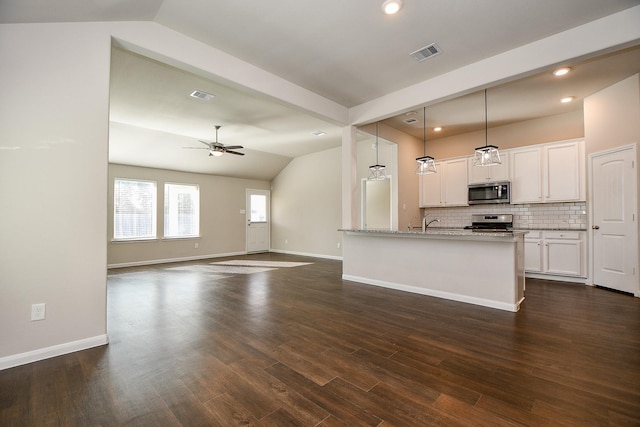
[381,0,403,15]
[553,67,571,77]
[190,90,215,101]
[433,127,442,132]
[561,96,575,103]
[311,130,326,136]
[405,111,417,116]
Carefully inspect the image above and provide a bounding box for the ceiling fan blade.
[225,150,245,156]
[198,140,213,148]
[223,145,243,150]
[183,146,209,149]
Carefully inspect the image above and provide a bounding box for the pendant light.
[473,89,501,166]
[415,107,437,175]
[368,122,386,180]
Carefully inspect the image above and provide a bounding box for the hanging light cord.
[375,122,380,164]
[484,89,488,148]
[423,107,427,156]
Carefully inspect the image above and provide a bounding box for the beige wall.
[0,23,111,361]
[584,74,640,155]
[271,147,342,258]
[108,164,270,266]
[428,109,585,159]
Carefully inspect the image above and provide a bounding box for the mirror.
[362,177,392,229]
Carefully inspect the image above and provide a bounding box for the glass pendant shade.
[473,145,501,166]
[415,107,437,174]
[368,164,387,180]
[415,155,437,174]
[368,123,386,180]
[473,89,501,167]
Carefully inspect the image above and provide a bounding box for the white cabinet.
[419,158,468,207]
[524,230,586,278]
[467,155,509,184]
[419,162,442,207]
[510,139,585,204]
[523,231,543,273]
[510,147,543,203]
[544,142,584,202]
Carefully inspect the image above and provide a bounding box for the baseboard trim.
[342,274,520,312]
[108,252,247,269]
[269,249,343,261]
[525,272,587,284]
[0,334,109,371]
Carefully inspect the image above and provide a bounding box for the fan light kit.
[183,125,245,157]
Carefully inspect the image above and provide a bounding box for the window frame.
[163,182,200,239]
[113,178,158,242]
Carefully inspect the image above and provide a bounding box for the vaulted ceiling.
[2,0,639,179]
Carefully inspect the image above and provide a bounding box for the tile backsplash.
[422,202,587,230]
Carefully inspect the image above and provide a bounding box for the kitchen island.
[341,229,527,312]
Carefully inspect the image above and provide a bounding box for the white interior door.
[246,189,270,253]
[590,145,638,295]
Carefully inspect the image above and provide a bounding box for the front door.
[246,189,270,253]
[590,145,638,295]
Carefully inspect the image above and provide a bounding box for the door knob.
[592,225,600,229]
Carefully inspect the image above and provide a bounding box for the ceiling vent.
[403,117,419,124]
[410,43,442,62]
[190,90,215,101]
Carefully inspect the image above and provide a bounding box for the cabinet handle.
[592,225,600,230]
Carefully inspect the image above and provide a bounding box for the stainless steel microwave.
[468,182,510,205]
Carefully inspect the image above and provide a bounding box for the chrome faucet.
[422,216,440,231]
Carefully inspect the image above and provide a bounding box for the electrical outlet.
[31,303,46,321]
[337,242,341,248]
[194,242,199,249]
[285,239,288,244]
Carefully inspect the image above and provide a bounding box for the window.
[164,183,199,238]
[114,179,156,240]
[250,194,267,222]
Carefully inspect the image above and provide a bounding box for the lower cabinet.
[524,230,586,279]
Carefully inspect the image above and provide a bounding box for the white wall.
[0,23,111,364]
[271,147,342,258]
[108,164,270,267]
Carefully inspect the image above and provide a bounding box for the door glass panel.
[250,194,267,222]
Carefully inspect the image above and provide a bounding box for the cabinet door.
[544,141,583,202]
[468,155,509,184]
[524,239,543,272]
[443,158,468,206]
[419,163,442,207]
[468,158,490,184]
[544,240,582,276]
[510,147,542,204]
[489,155,510,182]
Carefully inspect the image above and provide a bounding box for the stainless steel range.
[464,214,513,232]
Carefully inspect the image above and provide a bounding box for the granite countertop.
[340,228,527,241]
[515,227,587,231]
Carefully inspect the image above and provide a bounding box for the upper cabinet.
[419,158,468,207]
[467,155,509,184]
[510,139,585,204]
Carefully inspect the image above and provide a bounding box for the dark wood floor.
[1,254,639,426]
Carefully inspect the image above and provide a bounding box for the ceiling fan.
[184,125,245,156]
